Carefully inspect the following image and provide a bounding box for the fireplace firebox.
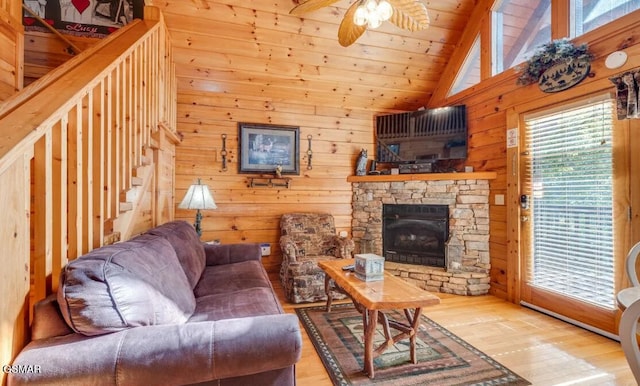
[382,204,449,267]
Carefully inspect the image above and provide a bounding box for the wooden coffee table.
[318,258,441,378]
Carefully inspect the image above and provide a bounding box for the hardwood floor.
[272,281,636,385]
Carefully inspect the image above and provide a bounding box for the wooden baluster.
[105,73,113,219]
[32,131,52,305]
[92,82,105,249]
[123,56,131,192]
[81,93,92,253]
[51,118,68,291]
[67,103,81,260]
[112,65,121,216]
[132,47,139,167]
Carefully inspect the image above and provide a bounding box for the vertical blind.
[524,97,615,309]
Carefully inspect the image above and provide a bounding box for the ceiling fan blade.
[289,0,341,15]
[338,1,366,47]
[387,0,430,31]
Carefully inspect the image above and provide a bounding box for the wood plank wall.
[0,7,23,101]
[15,0,640,310]
[160,0,477,275]
[155,126,180,226]
[23,32,98,86]
[168,1,640,289]
[175,93,371,273]
[0,157,30,382]
[431,11,640,301]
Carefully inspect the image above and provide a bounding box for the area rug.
[296,303,530,386]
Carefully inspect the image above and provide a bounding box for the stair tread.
[103,232,121,245]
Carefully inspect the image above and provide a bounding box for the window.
[448,35,480,96]
[492,0,551,75]
[572,0,640,36]
[524,96,615,309]
[448,0,639,96]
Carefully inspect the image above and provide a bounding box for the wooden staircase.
[0,7,179,378]
[104,149,155,244]
[114,147,157,241]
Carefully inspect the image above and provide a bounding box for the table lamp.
[178,178,217,237]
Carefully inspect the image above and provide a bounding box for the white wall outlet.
[495,194,505,206]
[260,243,271,256]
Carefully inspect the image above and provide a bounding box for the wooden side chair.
[279,213,354,304]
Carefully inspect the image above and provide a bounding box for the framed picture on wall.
[238,123,300,175]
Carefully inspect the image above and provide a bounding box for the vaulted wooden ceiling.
[155,0,478,112]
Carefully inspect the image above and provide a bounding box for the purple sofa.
[9,221,302,386]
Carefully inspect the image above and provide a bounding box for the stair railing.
[0,6,176,372]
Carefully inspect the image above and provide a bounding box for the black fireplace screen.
[382,204,449,267]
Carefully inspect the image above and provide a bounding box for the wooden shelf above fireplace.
[347,172,497,183]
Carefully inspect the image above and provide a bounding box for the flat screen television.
[375,105,467,164]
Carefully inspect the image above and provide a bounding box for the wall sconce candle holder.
[220,134,228,171]
[306,135,313,170]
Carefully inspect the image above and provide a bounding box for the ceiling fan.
[289,0,430,47]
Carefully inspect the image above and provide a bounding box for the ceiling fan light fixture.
[367,14,382,28]
[291,0,429,47]
[352,0,394,29]
[377,0,393,20]
[365,0,377,11]
[354,6,368,26]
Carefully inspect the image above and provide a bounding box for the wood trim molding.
[346,172,497,183]
[158,121,182,144]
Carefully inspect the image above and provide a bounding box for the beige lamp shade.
[179,179,216,237]
[178,180,217,210]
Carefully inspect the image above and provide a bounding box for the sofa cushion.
[58,235,196,336]
[145,220,206,289]
[194,260,272,297]
[189,287,283,321]
[32,294,74,340]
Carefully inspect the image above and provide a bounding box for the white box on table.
[354,253,385,282]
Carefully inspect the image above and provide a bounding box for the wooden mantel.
[347,172,498,183]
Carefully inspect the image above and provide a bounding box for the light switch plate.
[495,194,505,206]
[260,243,271,256]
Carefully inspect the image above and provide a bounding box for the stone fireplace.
[350,174,495,295]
